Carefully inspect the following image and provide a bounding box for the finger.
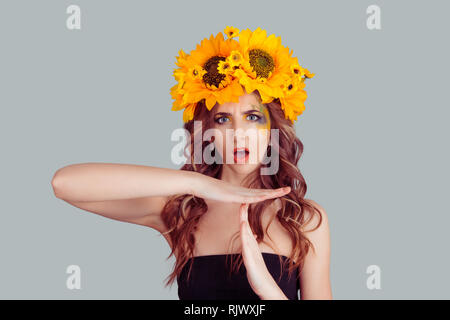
[240,203,249,223]
[256,187,290,197]
[265,187,291,197]
[241,208,257,241]
[240,195,276,204]
[274,187,291,194]
[254,187,289,196]
[247,190,288,202]
[237,191,271,200]
[237,188,291,203]
[240,220,256,249]
[239,204,256,241]
[240,187,288,196]
[249,189,285,199]
[235,187,290,203]
[240,220,250,249]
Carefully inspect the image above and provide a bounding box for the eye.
[214,116,230,124]
[247,114,261,121]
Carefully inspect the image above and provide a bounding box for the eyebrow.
[214,109,263,117]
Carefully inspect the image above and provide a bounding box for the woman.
[51,26,332,300]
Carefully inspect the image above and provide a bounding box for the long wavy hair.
[160,90,323,288]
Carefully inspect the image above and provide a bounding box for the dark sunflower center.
[248,49,275,78]
[203,56,226,87]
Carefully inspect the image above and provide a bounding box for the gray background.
[0,0,448,299]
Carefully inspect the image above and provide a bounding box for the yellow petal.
[205,95,217,110]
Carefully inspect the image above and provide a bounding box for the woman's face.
[210,92,271,173]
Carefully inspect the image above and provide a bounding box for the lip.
[234,147,249,153]
[233,147,249,163]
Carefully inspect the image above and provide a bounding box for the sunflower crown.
[171,26,315,123]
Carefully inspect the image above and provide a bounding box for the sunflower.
[170,50,197,121]
[276,59,315,122]
[171,32,245,121]
[224,26,240,39]
[289,56,315,84]
[279,75,309,122]
[217,60,233,75]
[232,27,298,104]
[171,26,315,123]
[227,50,244,67]
[302,67,315,81]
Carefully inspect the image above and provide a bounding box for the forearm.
[52,162,198,202]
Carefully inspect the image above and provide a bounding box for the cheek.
[212,128,226,156]
[256,107,271,130]
[258,134,269,157]
[258,110,271,157]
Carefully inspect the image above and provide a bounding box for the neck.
[219,165,249,187]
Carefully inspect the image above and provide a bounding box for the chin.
[228,162,260,174]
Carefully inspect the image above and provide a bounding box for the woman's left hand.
[239,203,288,299]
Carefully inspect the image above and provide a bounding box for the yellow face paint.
[260,104,271,131]
[249,103,270,131]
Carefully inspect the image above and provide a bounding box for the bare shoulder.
[298,199,331,275]
[298,199,332,299]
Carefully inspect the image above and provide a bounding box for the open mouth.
[233,147,249,163]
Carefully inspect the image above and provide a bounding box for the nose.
[233,120,248,147]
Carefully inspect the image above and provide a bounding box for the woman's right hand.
[191,174,291,204]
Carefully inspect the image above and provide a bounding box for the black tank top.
[177,252,300,300]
